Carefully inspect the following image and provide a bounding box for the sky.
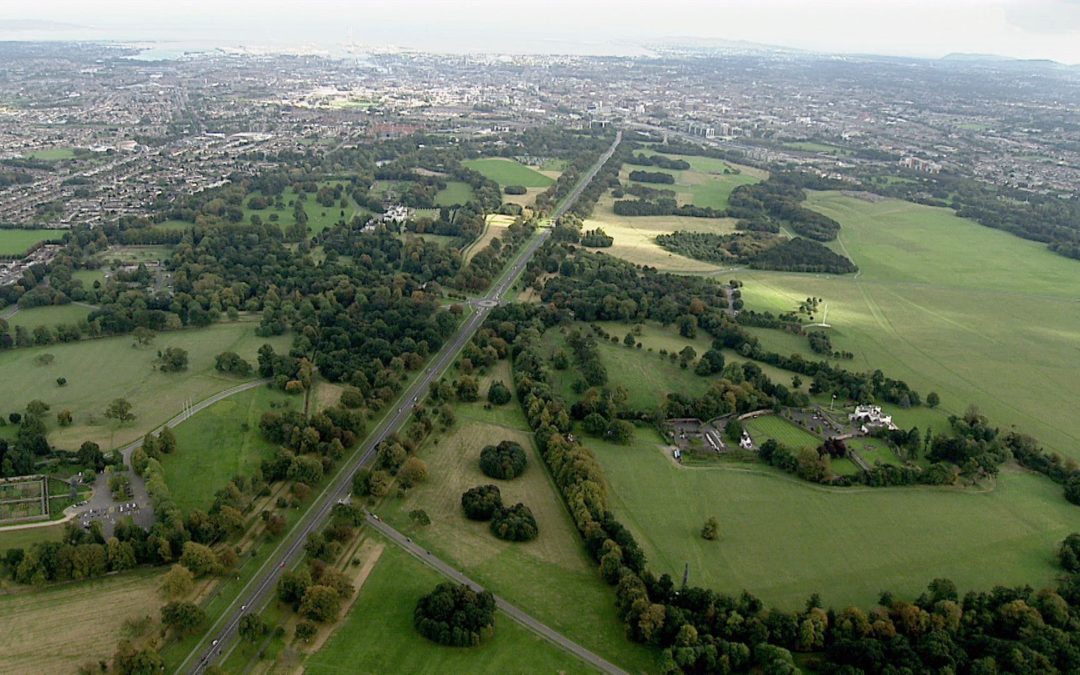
[2,0,1080,63]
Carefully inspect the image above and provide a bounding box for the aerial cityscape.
[2,2,1080,674]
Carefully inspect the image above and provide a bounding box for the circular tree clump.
[489,502,538,542]
[479,441,527,480]
[414,582,496,647]
[461,484,502,521]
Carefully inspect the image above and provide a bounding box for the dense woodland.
[655,230,858,274]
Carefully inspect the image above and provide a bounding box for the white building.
[849,405,898,432]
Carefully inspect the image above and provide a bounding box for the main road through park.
[181,131,624,675]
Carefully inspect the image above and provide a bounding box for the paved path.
[181,131,622,674]
[366,515,626,675]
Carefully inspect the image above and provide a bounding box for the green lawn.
[376,359,659,673]
[0,319,291,451]
[628,151,764,211]
[161,385,297,514]
[434,181,475,206]
[7,304,91,332]
[305,542,594,674]
[542,325,712,412]
[463,158,555,188]
[590,427,1080,610]
[0,521,65,554]
[70,269,106,287]
[737,191,1080,461]
[743,414,821,451]
[26,148,77,161]
[0,229,63,256]
[847,436,904,467]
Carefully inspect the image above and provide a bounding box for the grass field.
[0,319,291,451]
[71,268,106,287]
[463,158,556,188]
[744,414,821,451]
[376,359,659,672]
[462,215,514,264]
[434,180,475,206]
[305,542,593,674]
[26,147,77,161]
[583,194,741,272]
[591,427,1080,610]
[847,436,904,467]
[161,385,297,513]
[737,191,1080,461]
[542,325,712,412]
[100,245,173,265]
[0,229,63,256]
[629,151,765,211]
[0,520,66,552]
[0,570,161,672]
[7,304,91,332]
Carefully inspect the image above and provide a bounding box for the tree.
[77,441,105,473]
[33,353,55,366]
[111,639,164,675]
[409,509,431,526]
[455,376,479,402]
[277,568,312,609]
[701,516,720,540]
[238,613,270,643]
[486,380,512,406]
[56,376,67,386]
[926,391,940,408]
[1059,533,1080,573]
[490,502,539,542]
[157,347,189,372]
[161,564,195,598]
[215,351,253,376]
[105,398,136,424]
[414,582,496,647]
[179,541,219,577]
[56,409,73,426]
[158,425,177,454]
[399,457,428,485]
[724,418,743,443]
[25,399,49,418]
[132,327,156,347]
[161,601,206,635]
[300,584,343,623]
[624,332,637,347]
[479,441,527,480]
[606,419,634,444]
[461,484,502,521]
[294,620,317,642]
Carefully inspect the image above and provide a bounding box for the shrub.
[479,440,527,480]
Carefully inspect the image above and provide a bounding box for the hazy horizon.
[2,0,1080,63]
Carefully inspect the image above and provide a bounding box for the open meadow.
[583,194,741,272]
[587,187,1080,461]
[735,191,1080,462]
[590,427,1080,610]
[0,229,63,256]
[0,319,291,450]
[627,151,765,210]
[6,304,92,332]
[162,385,297,513]
[0,570,162,673]
[463,158,556,188]
[376,359,659,673]
[304,542,594,674]
[434,180,475,206]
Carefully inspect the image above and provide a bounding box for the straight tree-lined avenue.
[182,132,622,674]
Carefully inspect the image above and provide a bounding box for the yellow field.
[584,194,740,273]
[0,571,162,673]
[463,215,515,264]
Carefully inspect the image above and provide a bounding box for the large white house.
[849,405,898,432]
